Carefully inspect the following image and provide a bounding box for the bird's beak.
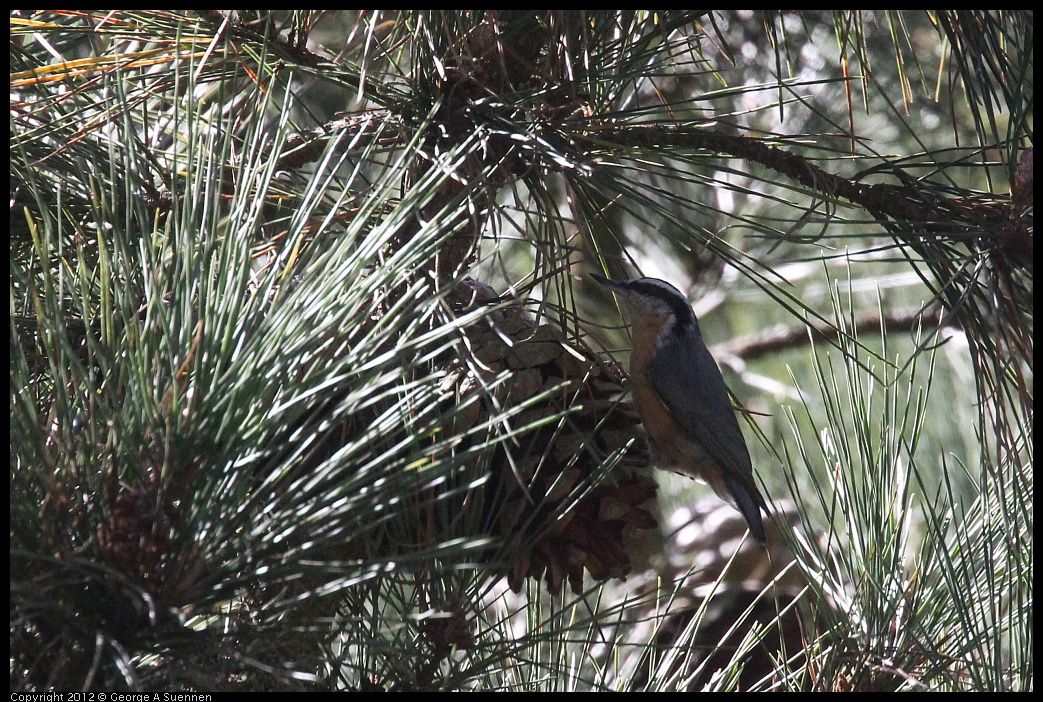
[590,272,624,291]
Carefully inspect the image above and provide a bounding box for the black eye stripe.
[624,279,696,328]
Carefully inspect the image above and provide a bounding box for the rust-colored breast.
[626,315,725,495]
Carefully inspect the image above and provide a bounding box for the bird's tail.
[722,473,767,543]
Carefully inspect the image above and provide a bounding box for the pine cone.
[444,279,661,593]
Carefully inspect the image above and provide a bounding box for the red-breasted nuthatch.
[592,273,768,542]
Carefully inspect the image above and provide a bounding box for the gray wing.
[648,332,767,540]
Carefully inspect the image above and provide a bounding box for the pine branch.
[714,304,948,363]
[581,124,1025,251]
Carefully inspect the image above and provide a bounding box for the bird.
[591,273,768,542]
